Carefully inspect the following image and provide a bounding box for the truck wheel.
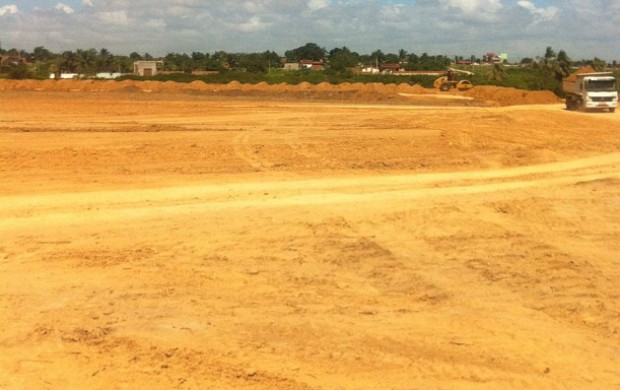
[456,80,473,91]
[610,108,616,113]
[578,100,586,111]
[439,82,451,92]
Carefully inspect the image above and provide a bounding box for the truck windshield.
[586,79,617,92]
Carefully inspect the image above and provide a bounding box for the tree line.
[1,42,453,78]
[1,42,617,97]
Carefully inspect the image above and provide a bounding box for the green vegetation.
[285,43,326,62]
[1,43,618,96]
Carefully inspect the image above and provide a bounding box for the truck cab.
[582,76,617,110]
[563,72,618,112]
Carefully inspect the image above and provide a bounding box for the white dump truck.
[563,71,618,112]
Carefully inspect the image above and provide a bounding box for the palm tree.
[75,48,98,74]
[487,63,506,82]
[59,50,78,73]
[398,49,408,62]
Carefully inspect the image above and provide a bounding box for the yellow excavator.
[433,68,474,92]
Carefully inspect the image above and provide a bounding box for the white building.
[96,72,122,79]
[133,60,163,76]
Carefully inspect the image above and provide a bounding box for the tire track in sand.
[232,113,322,171]
[232,127,273,170]
[2,152,620,229]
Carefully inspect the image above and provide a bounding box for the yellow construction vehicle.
[433,68,474,92]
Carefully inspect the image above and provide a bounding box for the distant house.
[299,60,325,71]
[379,63,402,74]
[283,62,301,71]
[283,60,325,71]
[483,52,504,64]
[96,72,122,79]
[48,73,79,79]
[133,60,162,76]
[0,54,29,69]
[361,67,380,74]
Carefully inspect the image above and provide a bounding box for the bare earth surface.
[1,86,619,389]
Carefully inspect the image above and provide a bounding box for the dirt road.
[1,90,619,389]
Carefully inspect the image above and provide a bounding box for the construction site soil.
[1,80,618,389]
[0,79,561,106]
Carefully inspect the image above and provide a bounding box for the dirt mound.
[0,79,557,106]
[294,82,313,91]
[183,80,203,91]
[270,82,289,93]
[161,80,182,93]
[464,86,560,106]
[396,83,431,94]
[368,82,398,94]
[315,82,334,92]
[564,66,598,82]
[95,80,121,92]
[253,81,270,92]
[337,82,352,91]
[226,81,242,90]
[140,80,164,92]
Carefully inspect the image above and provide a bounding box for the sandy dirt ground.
[1,87,619,389]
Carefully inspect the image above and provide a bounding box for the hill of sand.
[464,85,561,106]
[564,66,598,82]
[0,79,561,106]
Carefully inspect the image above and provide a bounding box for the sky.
[1,0,619,61]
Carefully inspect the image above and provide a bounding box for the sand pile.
[354,83,370,93]
[226,81,242,90]
[294,82,313,92]
[138,80,162,92]
[272,82,291,93]
[336,82,356,92]
[363,82,395,94]
[93,80,121,92]
[184,80,209,92]
[564,66,598,82]
[464,86,560,106]
[0,79,562,106]
[252,82,270,92]
[316,82,335,92]
[159,80,181,93]
[392,83,432,95]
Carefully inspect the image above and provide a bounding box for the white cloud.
[308,0,330,11]
[437,0,504,23]
[517,0,558,22]
[379,4,409,30]
[517,0,535,11]
[55,2,75,14]
[243,1,267,14]
[83,0,94,7]
[441,0,502,15]
[381,4,405,19]
[234,15,271,32]
[98,10,130,26]
[145,18,166,29]
[0,4,18,16]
